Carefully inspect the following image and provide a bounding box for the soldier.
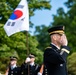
[20,54,40,75]
[5,56,20,75]
[43,26,70,75]
[37,64,44,75]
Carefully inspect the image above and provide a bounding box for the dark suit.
[8,66,21,75]
[20,63,40,75]
[43,44,70,75]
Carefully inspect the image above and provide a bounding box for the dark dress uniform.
[43,44,70,75]
[7,66,21,75]
[5,56,21,75]
[20,62,40,75]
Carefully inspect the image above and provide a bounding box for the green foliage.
[68,52,76,75]
[0,24,43,72]
[34,25,50,51]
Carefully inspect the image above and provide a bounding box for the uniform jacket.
[43,44,70,75]
[20,62,40,75]
[8,66,21,75]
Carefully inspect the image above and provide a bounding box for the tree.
[34,25,50,51]
[0,24,43,73]
[67,52,76,75]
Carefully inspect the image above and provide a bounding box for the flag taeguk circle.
[9,10,23,20]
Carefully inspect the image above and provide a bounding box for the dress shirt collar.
[51,43,60,50]
[30,62,35,66]
[11,64,17,69]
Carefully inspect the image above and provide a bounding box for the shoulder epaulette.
[45,47,51,50]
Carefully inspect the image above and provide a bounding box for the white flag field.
[4,0,29,36]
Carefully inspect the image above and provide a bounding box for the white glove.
[25,57,30,63]
[60,34,68,46]
[37,72,42,75]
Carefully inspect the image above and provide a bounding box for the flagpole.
[26,31,29,56]
[26,31,30,75]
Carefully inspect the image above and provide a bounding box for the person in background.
[37,64,44,75]
[5,56,20,75]
[43,26,70,75]
[20,54,40,75]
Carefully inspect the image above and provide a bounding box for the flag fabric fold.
[4,0,29,36]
